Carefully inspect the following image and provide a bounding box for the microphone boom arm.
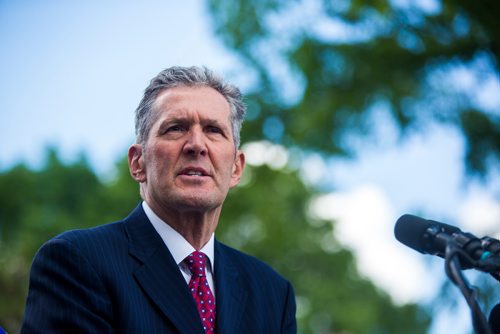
[445,241,493,334]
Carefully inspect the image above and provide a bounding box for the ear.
[229,150,245,188]
[128,144,146,183]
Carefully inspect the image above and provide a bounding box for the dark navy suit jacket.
[21,204,296,333]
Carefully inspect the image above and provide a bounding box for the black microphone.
[394,214,498,269]
[395,214,500,334]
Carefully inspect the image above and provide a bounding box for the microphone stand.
[444,242,497,334]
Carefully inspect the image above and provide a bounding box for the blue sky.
[1,1,499,333]
[0,0,241,173]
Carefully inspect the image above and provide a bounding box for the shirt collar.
[142,201,215,271]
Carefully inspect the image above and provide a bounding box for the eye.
[206,126,223,134]
[165,124,184,133]
[159,124,186,137]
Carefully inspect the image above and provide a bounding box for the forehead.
[152,86,231,123]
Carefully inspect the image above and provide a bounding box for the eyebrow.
[157,115,231,133]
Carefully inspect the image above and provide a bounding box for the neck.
[146,200,221,250]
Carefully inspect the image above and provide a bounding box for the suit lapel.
[214,241,248,334]
[123,205,204,333]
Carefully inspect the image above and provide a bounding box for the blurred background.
[1,0,499,333]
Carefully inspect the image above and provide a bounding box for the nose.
[183,127,207,156]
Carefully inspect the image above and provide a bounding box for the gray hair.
[134,66,246,148]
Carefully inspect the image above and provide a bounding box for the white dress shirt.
[142,201,216,296]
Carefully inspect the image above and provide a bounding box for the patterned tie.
[184,251,216,333]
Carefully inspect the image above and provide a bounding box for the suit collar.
[123,204,249,334]
[123,204,204,333]
[123,204,163,260]
[214,241,248,334]
[142,201,216,272]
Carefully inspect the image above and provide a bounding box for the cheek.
[150,148,165,164]
[214,150,236,171]
[145,146,173,174]
[224,155,238,180]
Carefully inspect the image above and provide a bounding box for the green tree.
[207,0,499,176]
[0,149,140,332]
[0,147,430,333]
[219,162,429,333]
[205,0,500,332]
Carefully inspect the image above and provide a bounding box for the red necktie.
[184,251,216,333]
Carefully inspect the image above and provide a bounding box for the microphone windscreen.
[394,214,460,254]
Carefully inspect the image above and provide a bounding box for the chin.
[174,194,224,212]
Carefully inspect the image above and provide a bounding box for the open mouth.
[185,170,204,176]
[180,167,209,177]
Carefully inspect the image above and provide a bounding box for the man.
[21,66,296,333]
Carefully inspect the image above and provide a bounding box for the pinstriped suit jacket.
[21,204,296,333]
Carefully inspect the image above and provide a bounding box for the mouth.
[179,167,210,177]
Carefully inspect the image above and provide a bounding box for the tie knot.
[184,251,207,277]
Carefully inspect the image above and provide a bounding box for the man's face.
[128,86,245,214]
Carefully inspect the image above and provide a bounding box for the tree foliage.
[3,3,499,332]
[0,148,430,333]
[0,149,140,332]
[203,0,500,331]
[207,0,500,177]
[219,162,430,333]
